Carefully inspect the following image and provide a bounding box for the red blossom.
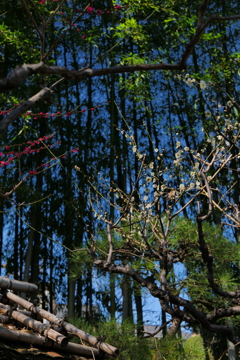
[86,6,94,14]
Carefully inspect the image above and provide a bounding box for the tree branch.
[94,260,240,344]
[0,87,53,136]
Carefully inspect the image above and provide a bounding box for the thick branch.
[0,62,183,92]
[94,260,240,344]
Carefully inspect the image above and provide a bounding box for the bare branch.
[181,13,240,66]
[20,0,42,39]
[0,87,53,137]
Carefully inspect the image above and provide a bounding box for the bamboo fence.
[0,276,119,359]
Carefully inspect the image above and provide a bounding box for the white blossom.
[173,159,181,166]
[176,141,181,149]
[200,80,207,90]
[186,78,194,86]
[179,184,185,192]
[175,150,182,159]
[205,110,211,118]
[227,100,233,107]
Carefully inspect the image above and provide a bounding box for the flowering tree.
[1,0,240,351]
[71,96,240,345]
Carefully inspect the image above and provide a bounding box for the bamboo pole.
[0,304,68,347]
[0,326,100,358]
[2,290,119,357]
[0,276,38,293]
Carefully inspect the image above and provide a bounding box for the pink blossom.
[86,6,94,14]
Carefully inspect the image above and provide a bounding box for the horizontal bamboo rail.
[0,303,68,347]
[0,276,37,293]
[2,290,119,357]
[0,326,100,358]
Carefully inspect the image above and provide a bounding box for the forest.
[1,0,240,359]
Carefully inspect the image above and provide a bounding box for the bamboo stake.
[0,326,100,358]
[0,276,38,293]
[2,290,119,357]
[0,303,68,347]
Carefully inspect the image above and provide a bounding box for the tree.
[1,0,240,352]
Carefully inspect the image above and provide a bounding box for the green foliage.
[170,218,240,311]
[69,317,212,360]
[115,18,147,45]
[184,335,206,360]
[152,335,185,360]
[69,317,152,360]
